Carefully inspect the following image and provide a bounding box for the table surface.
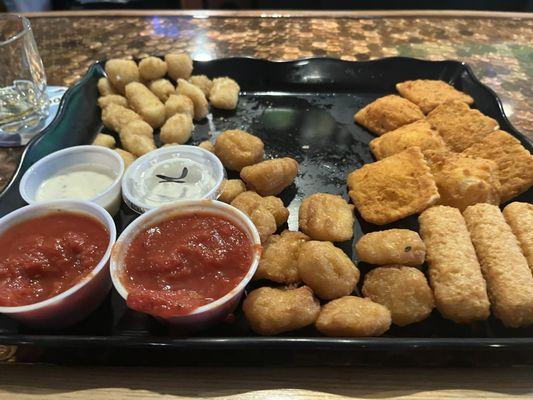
[1,10,533,400]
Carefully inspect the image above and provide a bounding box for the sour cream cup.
[121,145,225,214]
[0,200,116,329]
[19,145,124,216]
[110,200,261,331]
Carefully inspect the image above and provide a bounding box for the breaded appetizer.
[462,130,533,202]
[209,77,240,110]
[298,193,354,242]
[243,286,320,335]
[418,206,490,323]
[148,79,175,103]
[104,59,140,94]
[347,147,440,225]
[97,94,128,109]
[125,82,166,128]
[119,120,156,157]
[176,78,209,120]
[198,140,215,153]
[424,149,501,211]
[255,230,310,284]
[92,133,116,148]
[369,119,447,160]
[396,79,474,113]
[218,179,247,204]
[97,77,117,96]
[427,100,498,152]
[160,113,194,145]
[362,266,435,326]
[138,56,167,81]
[215,129,264,172]
[298,241,360,300]
[355,229,425,267]
[165,53,193,80]
[503,202,533,271]
[463,203,533,328]
[188,75,213,97]
[240,157,298,196]
[101,104,142,132]
[354,95,424,136]
[165,94,194,120]
[114,148,136,169]
[315,296,391,337]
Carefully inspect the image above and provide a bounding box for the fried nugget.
[104,59,140,94]
[97,94,128,109]
[369,119,447,160]
[240,157,298,196]
[249,206,277,243]
[119,120,156,157]
[418,206,490,323]
[231,191,288,227]
[165,53,193,81]
[463,203,533,327]
[176,79,209,121]
[424,149,501,211]
[462,130,533,202]
[188,75,213,97]
[347,147,440,225]
[209,77,240,110]
[396,79,474,113]
[354,95,424,136]
[315,296,391,337]
[503,202,533,271]
[114,148,136,169]
[160,113,194,145]
[255,230,310,284]
[148,79,175,103]
[97,77,117,96]
[215,130,264,172]
[92,133,116,148]
[101,104,142,132]
[125,82,166,128]
[427,100,498,152]
[198,140,215,153]
[138,56,167,81]
[355,229,425,266]
[298,193,354,242]
[165,94,194,120]
[243,286,320,335]
[298,241,360,300]
[362,266,434,326]
[218,179,246,203]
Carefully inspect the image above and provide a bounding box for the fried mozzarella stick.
[418,206,490,323]
[463,203,533,328]
[503,202,533,271]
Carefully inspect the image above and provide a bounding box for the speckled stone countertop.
[0,11,531,191]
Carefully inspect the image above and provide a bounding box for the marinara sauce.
[0,212,109,307]
[123,212,253,318]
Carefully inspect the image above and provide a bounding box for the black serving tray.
[0,57,531,367]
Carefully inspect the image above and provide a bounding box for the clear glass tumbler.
[0,14,49,146]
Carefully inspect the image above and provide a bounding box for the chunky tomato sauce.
[0,212,109,307]
[123,212,253,318]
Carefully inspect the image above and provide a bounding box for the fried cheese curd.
[503,202,533,271]
[165,94,194,120]
[198,140,215,153]
[125,82,166,129]
[214,129,264,172]
[92,133,116,149]
[209,77,240,110]
[297,241,360,300]
[97,94,128,109]
[355,229,426,267]
[243,286,320,335]
[315,296,391,337]
[354,95,424,136]
[138,56,167,81]
[362,266,435,326]
[165,53,193,80]
[101,104,142,132]
[97,77,117,96]
[396,79,474,114]
[240,157,298,196]
[104,59,140,94]
[148,79,175,103]
[424,149,501,211]
[218,179,247,204]
[347,147,440,225]
[176,78,209,120]
[298,193,354,242]
[188,75,213,97]
[119,119,156,157]
[114,148,136,169]
[254,230,310,284]
[160,113,194,145]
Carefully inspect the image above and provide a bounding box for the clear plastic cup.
[19,145,124,216]
[110,200,261,331]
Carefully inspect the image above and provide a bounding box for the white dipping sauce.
[36,164,115,201]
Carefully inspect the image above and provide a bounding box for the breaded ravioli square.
[427,100,498,152]
[369,119,447,160]
[462,130,533,202]
[354,95,424,136]
[347,147,440,225]
[396,79,474,113]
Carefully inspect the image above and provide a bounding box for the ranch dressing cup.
[122,145,225,214]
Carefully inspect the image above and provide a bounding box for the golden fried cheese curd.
[165,53,193,81]
[104,59,140,94]
[209,77,240,110]
[215,129,264,172]
[138,56,167,81]
[240,157,298,196]
[218,179,247,204]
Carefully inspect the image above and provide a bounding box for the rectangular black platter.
[0,57,531,367]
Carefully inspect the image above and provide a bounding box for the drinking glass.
[0,14,49,146]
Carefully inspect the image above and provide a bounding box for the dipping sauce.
[36,164,115,202]
[122,212,253,318]
[0,212,109,307]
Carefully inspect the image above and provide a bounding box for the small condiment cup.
[0,200,116,329]
[19,145,124,216]
[110,200,261,331]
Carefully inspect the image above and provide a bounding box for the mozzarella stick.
[418,206,490,323]
[463,203,533,328]
[503,202,533,271]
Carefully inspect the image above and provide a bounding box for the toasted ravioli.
[462,130,533,202]
[424,149,501,211]
[347,147,440,225]
[299,193,354,242]
[254,230,310,284]
[354,95,424,136]
[427,100,498,152]
[396,79,474,113]
[369,119,447,160]
[503,202,533,272]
